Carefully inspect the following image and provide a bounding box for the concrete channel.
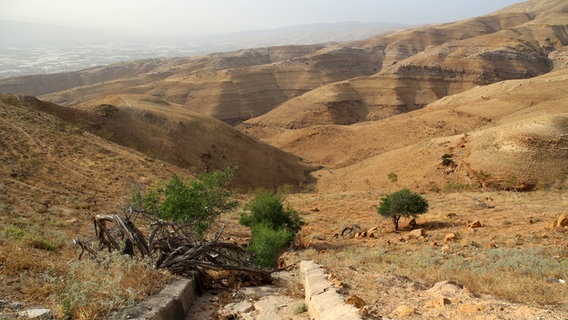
[121,260,361,319]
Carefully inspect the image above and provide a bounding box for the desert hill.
[2,0,561,127]
[243,0,568,129]
[240,68,568,193]
[0,0,565,195]
[1,95,315,190]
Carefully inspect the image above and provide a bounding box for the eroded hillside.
[3,2,566,127]
[1,95,314,190]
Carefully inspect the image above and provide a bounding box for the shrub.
[240,191,303,238]
[376,188,428,231]
[131,166,238,241]
[240,190,304,267]
[247,224,291,267]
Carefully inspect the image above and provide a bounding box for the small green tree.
[376,188,428,231]
[132,166,238,241]
[240,190,304,267]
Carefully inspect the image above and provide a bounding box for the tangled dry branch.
[75,211,271,288]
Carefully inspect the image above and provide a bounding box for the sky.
[0,0,527,36]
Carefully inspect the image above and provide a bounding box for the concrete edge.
[300,261,362,320]
[116,277,197,320]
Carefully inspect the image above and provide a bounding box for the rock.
[444,233,457,242]
[427,280,463,295]
[441,245,451,254]
[457,303,483,314]
[18,309,52,319]
[358,305,370,317]
[447,213,457,218]
[222,300,254,315]
[557,213,568,227]
[0,300,7,309]
[394,305,416,317]
[408,218,417,229]
[468,220,482,228]
[408,228,425,239]
[10,302,23,310]
[62,218,79,225]
[424,298,451,310]
[345,294,366,308]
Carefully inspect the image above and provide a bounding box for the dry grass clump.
[0,222,175,320]
[55,253,175,320]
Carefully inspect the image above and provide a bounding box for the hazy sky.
[1,0,527,36]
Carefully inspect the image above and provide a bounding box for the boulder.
[408,228,425,239]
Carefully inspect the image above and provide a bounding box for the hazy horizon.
[1,0,526,37]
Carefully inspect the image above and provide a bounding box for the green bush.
[240,191,303,238]
[248,224,291,267]
[376,188,428,231]
[132,166,238,240]
[240,190,304,267]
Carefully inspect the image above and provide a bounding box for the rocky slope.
[240,69,568,193]
[0,95,315,190]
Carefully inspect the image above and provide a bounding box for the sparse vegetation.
[376,188,429,231]
[57,253,174,320]
[307,244,568,308]
[293,302,308,315]
[441,153,454,166]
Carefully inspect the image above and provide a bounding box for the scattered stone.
[444,233,457,242]
[222,300,254,315]
[10,302,24,310]
[546,278,566,284]
[358,305,370,317]
[345,294,366,308]
[394,305,416,317]
[441,245,451,254]
[18,309,52,319]
[408,218,417,229]
[408,228,425,239]
[62,218,79,225]
[556,213,568,227]
[473,198,495,209]
[424,298,451,310]
[457,303,483,314]
[468,220,482,228]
